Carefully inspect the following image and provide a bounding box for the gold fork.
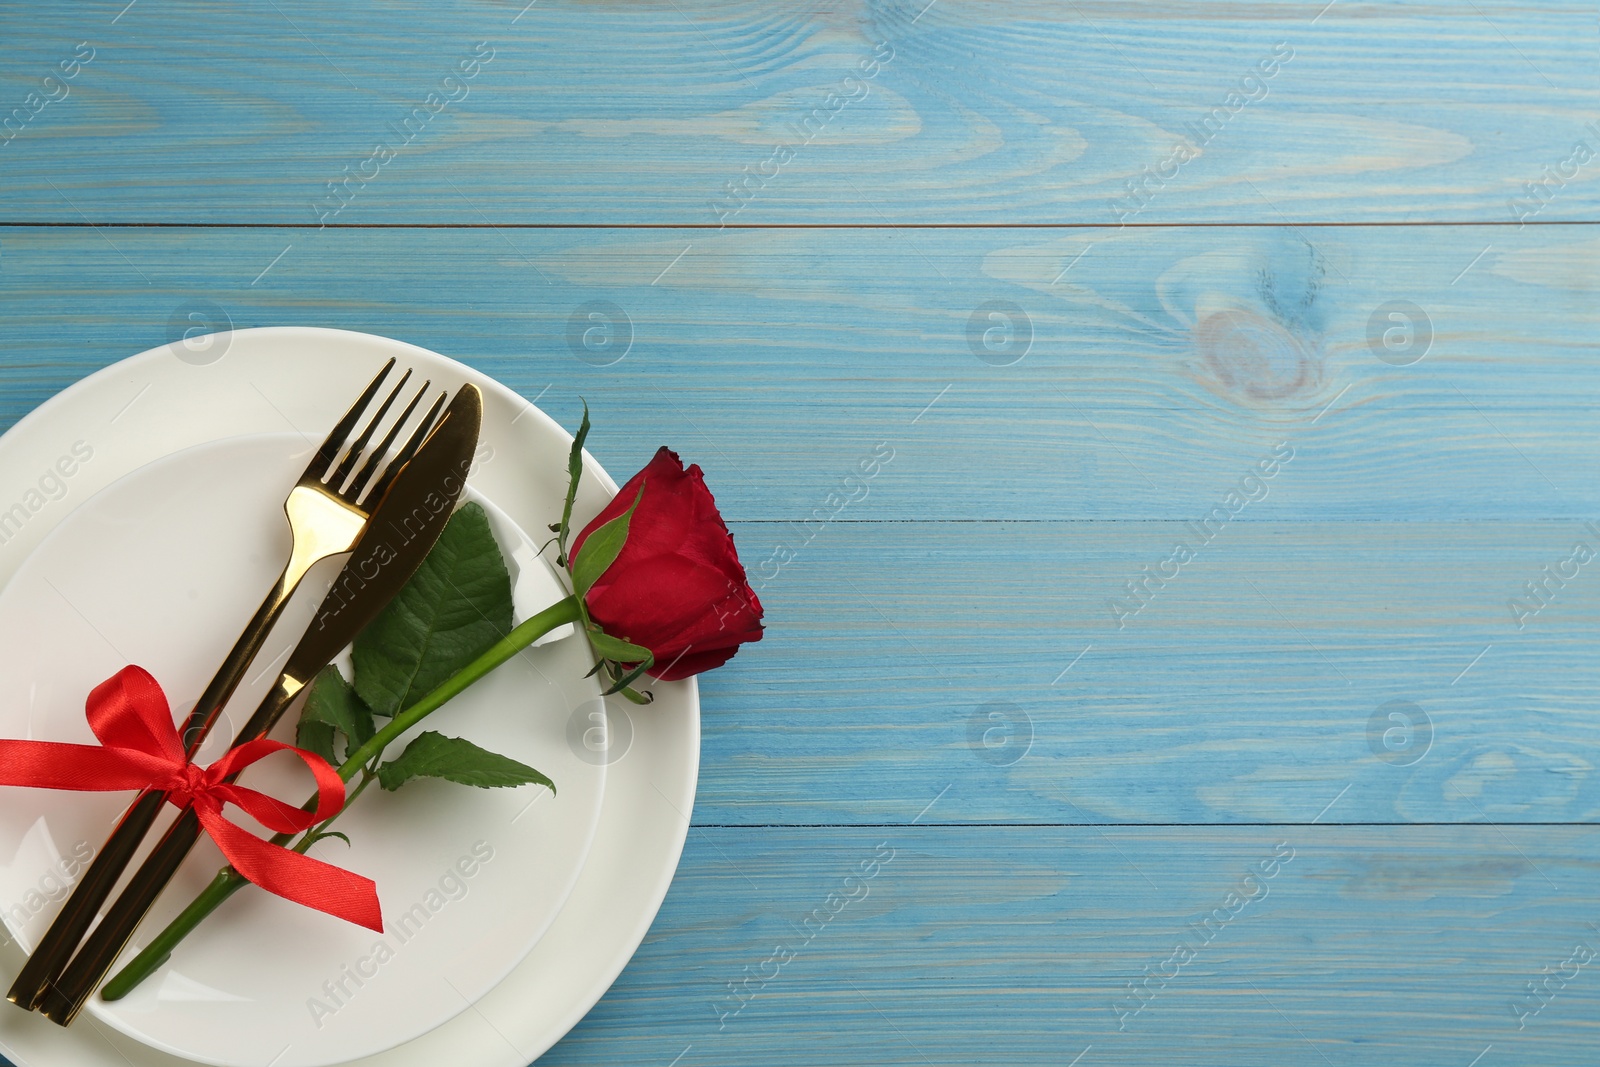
[8,358,445,1010]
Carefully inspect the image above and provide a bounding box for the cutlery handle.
[40,808,206,1023]
[180,567,299,753]
[8,566,301,1012]
[3,790,166,1008]
[36,678,303,1024]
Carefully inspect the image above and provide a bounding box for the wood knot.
[1192,308,1321,402]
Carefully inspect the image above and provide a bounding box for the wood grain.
[2,224,1598,524]
[2,3,1598,1063]
[537,826,1600,1065]
[1,1,1596,223]
[703,516,1600,826]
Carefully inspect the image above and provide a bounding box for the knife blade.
[38,383,484,1024]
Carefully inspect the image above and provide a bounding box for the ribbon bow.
[0,666,382,931]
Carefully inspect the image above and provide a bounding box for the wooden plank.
[702,516,1600,825]
[537,825,1600,1065]
[1,1,1596,224]
[0,224,1596,523]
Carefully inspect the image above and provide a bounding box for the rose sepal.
[550,402,658,700]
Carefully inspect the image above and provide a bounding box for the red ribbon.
[0,666,383,932]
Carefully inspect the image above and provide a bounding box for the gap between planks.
[3,220,1600,229]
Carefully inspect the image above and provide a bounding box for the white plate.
[0,431,606,1067]
[0,329,699,1067]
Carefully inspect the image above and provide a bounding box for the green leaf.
[569,487,642,596]
[297,665,375,763]
[375,731,556,793]
[296,722,337,765]
[585,628,652,664]
[352,503,514,718]
[556,401,590,568]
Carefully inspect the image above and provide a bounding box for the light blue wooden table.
[5,1,1600,1063]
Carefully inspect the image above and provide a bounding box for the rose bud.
[569,447,763,680]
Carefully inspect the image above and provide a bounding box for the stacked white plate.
[0,329,697,1067]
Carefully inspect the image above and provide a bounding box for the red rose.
[570,447,763,681]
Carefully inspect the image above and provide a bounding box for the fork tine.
[345,378,431,502]
[326,368,411,490]
[365,390,449,504]
[309,358,394,475]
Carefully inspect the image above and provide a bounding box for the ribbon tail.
[198,809,383,933]
[0,740,174,793]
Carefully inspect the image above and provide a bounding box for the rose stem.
[101,596,583,1001]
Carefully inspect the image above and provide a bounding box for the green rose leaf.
[375,731,555,793]
[569,486,642,596]
[353,503,513,718]
[296,721,337,766]
[296,665,375,764]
